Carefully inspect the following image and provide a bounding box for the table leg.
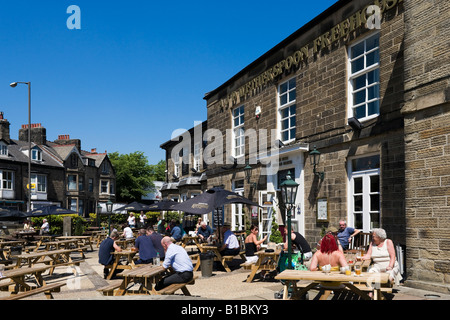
[107,256,120,280]
[344,283,372,300]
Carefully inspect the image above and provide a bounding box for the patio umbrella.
[172,187,259,214]
[0,207,27,221]
[146,200,177,211]
[26,205,79,217]
[172,187,259,242]
[114,201,149,212]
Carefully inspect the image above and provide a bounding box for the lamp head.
[10,82,18,88]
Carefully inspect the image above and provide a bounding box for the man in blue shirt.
[337,220,360,250]
[197,221,213,243]
[134,229,157,264]
[155,236,194,290]
[170,220,183,242]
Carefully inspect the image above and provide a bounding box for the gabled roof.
[1,139,64,168]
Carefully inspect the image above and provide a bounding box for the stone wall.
[402,0,450,293]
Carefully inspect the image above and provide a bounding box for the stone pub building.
[162,0,449,293]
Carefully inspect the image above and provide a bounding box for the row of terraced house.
[159,0,449,293]
[0,112,116,216]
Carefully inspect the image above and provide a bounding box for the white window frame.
[31,174,47,193]
[347,32,380,122]
[100,180,109,194]
[232,105,245,158]
[193,142,201,171]
[278,77,296,143]
[173,156,180,177]
[67,174,77,191]
[347,154,381,232]
[31,148,42,162]
[0,143,8,157]
[1,170,14,190]
[231,180,245,230]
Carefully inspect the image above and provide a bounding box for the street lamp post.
[10,82,32,212]
[96,204,102,228]
[279,171,299,269]
[106,200,113,235]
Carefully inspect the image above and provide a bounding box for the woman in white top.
[362,228,402,285]
[127,213,135,228]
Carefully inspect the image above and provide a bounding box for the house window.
[279,78,296,142]
[88,178,94,192]
[70,154,78,167]
[173,156,180,178]
[348,154,380,232]
[233,105,245,157]
[67,175,77,191]
[1,170,13,190]
[102,162,109,174]
[78,176,84,191]
[100,180,109,194]
[193,142,201,171]
[31,174,47,192]
[31,148,42,161]
[69,198,77,212]
[0,143,8,156]
[348,33,380,121]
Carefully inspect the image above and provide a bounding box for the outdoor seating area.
[0,231,446,301]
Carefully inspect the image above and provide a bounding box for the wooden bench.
[190,253,201,271]
[0,282,66,300]
[155,276,197,296]
[240,261,255,270]
[96,280,124,296]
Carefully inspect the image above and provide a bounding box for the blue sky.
[0,0,338,165]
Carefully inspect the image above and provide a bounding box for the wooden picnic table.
[275,269,389,300]
[41,239,86,258]
[12,248,82,275]
[56,236,94,251]
[113,264,166,295]
[245,250,281,283]
[179,236,201,249]
[198,244,245,272]
[105,249,138,280]
[0,264,52,294]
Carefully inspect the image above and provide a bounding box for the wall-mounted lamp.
[309,146,325,181]
[348,117,363,131]
[244,163,257,188]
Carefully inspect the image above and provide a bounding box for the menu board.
[317,198,328,222]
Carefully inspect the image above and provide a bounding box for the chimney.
[53,134,81,151]
[91,148,97,154]
[19,123,46,145]
[0,112,11,143]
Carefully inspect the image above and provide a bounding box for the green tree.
[109,151,154,203]
[149,159,166,181]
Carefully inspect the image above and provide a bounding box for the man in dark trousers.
[98,231,122,279]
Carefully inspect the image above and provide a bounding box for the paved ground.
[1,245,449,301]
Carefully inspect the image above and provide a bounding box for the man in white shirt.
[155,236,194,290]
[219,222,240,256]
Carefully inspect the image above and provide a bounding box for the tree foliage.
[109,151,154,203]
[149,159,166,181]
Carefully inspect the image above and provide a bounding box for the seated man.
[134,229,157,264]
[219,222,240,256]
[155,236,194,291]
[98,231,122,279]
[170,220,183,242]
[197,221,213,243]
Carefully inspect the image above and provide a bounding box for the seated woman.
[244,225,267,264]
[362,228,402,285]
[309,234,348,271]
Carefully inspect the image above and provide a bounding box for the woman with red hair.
[309,234,348,271]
